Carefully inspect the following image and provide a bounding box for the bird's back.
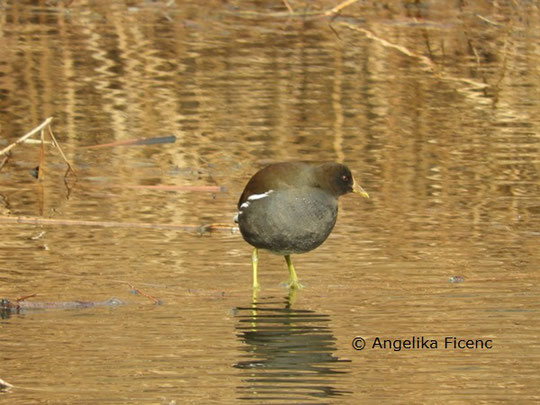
[237,162,316,208]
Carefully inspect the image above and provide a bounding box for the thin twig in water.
[328,21,343,41]
[470,42,481,68]
[0,378,13,391]
[0,153,9,171]
[340,22,490,92]
[38,128,46,181]
[344,23,436,70]
[21,139,53,145]
[0,117,77,183]
[79,135,176,149]
[127,283,160,305]
[282,0,293,14]
[0,215,239,233]
[476,14,502,26]
[125,184,226,193]
[323,0,360,16]
[48,125,77,177]
[0,117,54,157]
[227,0,359,19]
[15,293,37,302]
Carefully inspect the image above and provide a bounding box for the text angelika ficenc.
[371,336,493,351]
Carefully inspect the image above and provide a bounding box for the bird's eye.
[341,175,349,182]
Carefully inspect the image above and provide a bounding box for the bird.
[235,161,369,290]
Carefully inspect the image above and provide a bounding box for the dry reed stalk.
[476,14,502,26]
[0,378,13,391]
[125,185,226,193]
[127,283,160,305]
[230,0,360,18]
[0,154,8,171]
[18,139,53,145]
[282,0,293,13]
[0,117,77,179]
[0,215,238,233]
[79,135,176,150]
[48,125,76,177]
[323,0,360,16]
[0,117,54,157]
[338,22,491,92]
[342,23,437,71]
[15,293,37,302]
[38,128,46,181]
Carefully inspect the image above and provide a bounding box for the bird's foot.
[281,280,304,290]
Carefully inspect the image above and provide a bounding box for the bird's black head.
[316,163,369,198]
[329,163,355,196]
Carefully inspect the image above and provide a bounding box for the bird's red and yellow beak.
[352,178,369,198]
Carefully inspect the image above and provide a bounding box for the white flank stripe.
[247,189,274,201]
[236,190,273,223]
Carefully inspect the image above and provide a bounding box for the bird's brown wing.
[237,162,316,208]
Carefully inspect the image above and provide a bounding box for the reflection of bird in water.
[234,293,351,402]
[236,162,369,290]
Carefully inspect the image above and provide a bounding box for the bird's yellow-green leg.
[252,248,260,290]
[284,255,303,289]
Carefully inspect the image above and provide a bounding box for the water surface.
[0,0,538,403]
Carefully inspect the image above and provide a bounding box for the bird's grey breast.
[239,187,337,253]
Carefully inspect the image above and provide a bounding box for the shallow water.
[0,0,539,403]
